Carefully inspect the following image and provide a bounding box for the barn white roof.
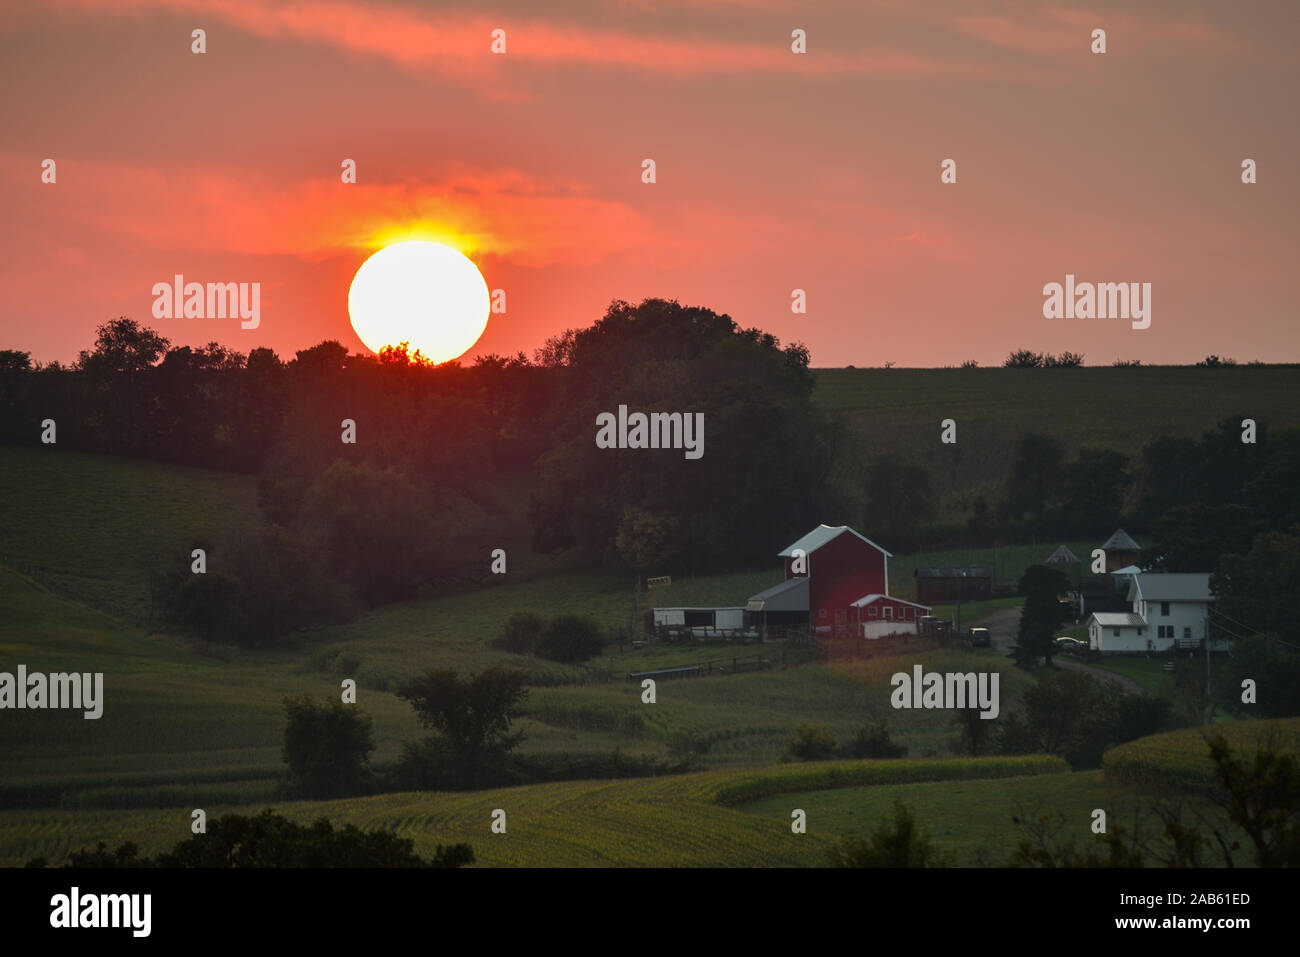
[849,593,932,610]
[778,524,892,559]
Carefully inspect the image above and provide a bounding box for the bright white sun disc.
[348,240,490,364]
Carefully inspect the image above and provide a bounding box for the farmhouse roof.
[1127,573,1213,603]
[914,566,993,579]
[849,593,932,610]
[778,524,892,559]
[1101,529,1141,551]
[1046,545,1081,565]
[746,576,809,612]
[1088,612,1147,627]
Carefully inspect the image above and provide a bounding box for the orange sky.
[2,0,1297,366]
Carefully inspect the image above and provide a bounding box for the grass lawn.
[1087,655,1180,698]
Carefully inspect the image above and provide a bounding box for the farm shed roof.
[746,576,809,612]
[1101,529,1141,551]
[914,566,993,579]
[1128,573,1213,603]
[778,524,892,559]
[1088,612,1147,627]
[849,593,932,610]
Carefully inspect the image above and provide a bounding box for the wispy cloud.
[39,0,1013,79]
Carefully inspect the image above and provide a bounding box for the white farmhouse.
[1086,572,1225,654]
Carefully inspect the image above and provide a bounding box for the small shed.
[850,594,933,639]
[914,566,993,604]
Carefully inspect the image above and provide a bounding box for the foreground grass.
[1087,656,1180,698]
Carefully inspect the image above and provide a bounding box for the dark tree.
[1001,434,1065,526]
[862,455,936,550]
[1061,446,1130,535]
[1010,564,1068,667]
[398,666,530,784]
[300,460,439,605]
[281,695,375,798]
[1147,504,1259,572]
[75,317,170,375]
[1212,528,1300,647]
[1205,733,1300,867]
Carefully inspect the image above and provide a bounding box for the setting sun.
[347,240,490,364]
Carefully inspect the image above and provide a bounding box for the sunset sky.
[2,0,1297,367]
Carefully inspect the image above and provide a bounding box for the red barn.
[779,525,891,637]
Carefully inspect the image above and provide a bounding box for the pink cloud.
[38,0,1016,79]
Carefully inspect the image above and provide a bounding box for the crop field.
[0,755,1066,868]
[0,554,1038,812]
[813,365,1300,517]
[1102,717,1300,790]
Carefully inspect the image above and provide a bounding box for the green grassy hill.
[813,365,1300,519]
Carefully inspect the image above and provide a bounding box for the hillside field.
[2,364,1297,866]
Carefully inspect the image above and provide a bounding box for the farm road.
[979,605,1143,696]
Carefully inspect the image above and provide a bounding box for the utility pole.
[1204,613,1211,721]
[632,575,641,641]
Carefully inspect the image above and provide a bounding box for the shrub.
[1004,349,1044,368]
[534,614,607,664]
[1043,351,1084,367]
[281,695,375,798]
[828,799,949,867]
[32,810,473,868]
[842,718,907,759]
[491,611,544,655]
[781,723,840,762]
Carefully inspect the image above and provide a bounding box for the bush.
[491,611,544,655]
[32,810,473,868]
[782,723,840,762]
[828,799,949,867]
[396,666,529,788]
[842,718,908,758]
[1004,349,1044,368]
[281,695,375,798]
[534,614,606,664]
[1043,351,1084,367]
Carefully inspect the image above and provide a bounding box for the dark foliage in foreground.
[25,809,473,868]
